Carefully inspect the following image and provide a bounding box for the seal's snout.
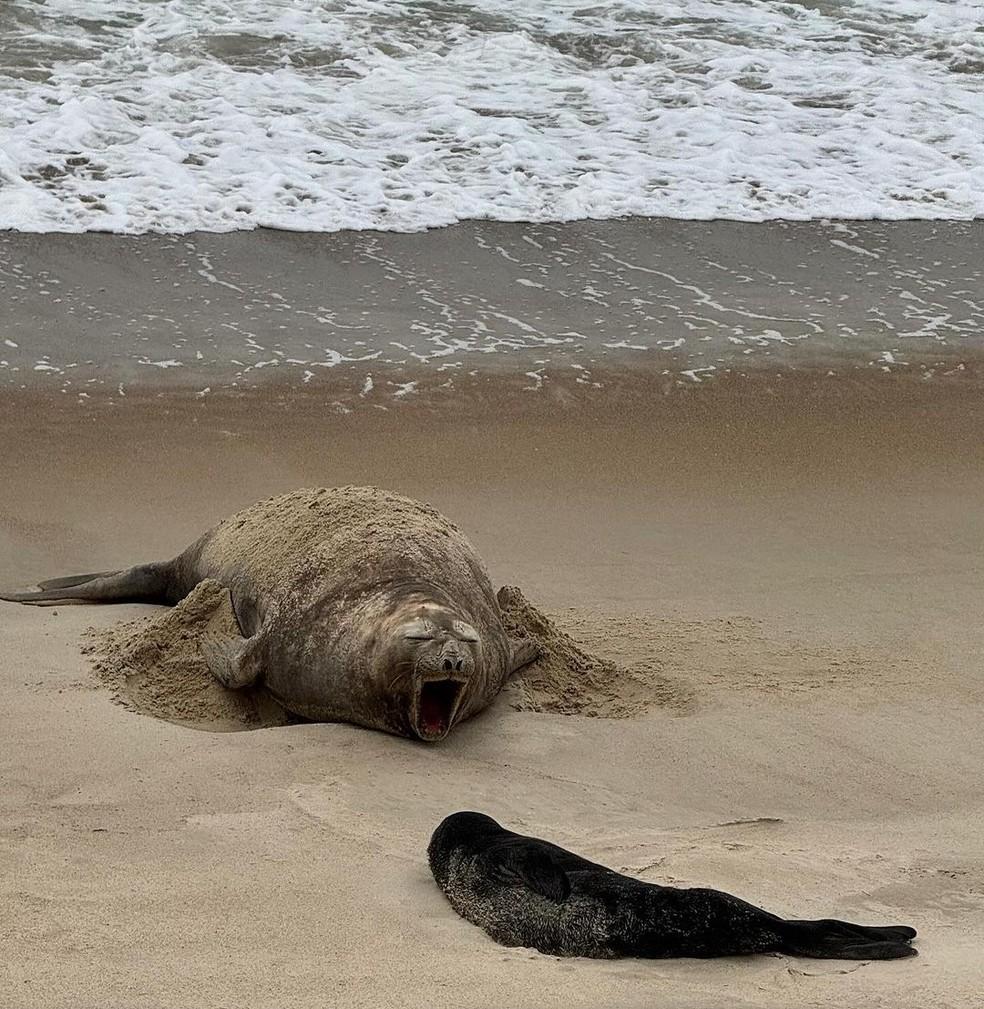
[399,610,481,741]
[413,637,475,680]
[439,640,470,674]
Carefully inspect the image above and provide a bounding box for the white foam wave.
[1,0,982,233]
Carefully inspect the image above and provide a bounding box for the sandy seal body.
[2,487,538,741]
[428,812,918,960]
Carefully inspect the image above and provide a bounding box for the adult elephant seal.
[428,812,918,960]
[1,487,539,742]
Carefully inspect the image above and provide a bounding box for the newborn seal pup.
[1,487,539,742]
[428,812,918,960]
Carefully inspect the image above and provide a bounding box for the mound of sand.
[497,585,692,717]
[83,579,291,731]
[82,581,688,732]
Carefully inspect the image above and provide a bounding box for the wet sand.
[2,219,983,401]
[2,369,983,1008]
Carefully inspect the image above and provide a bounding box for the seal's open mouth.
[415,679,464,741]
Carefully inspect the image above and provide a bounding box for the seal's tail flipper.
[37,571,120,591]
[779,918,918,960]
[0,562,172,606]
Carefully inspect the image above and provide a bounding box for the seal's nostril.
[443,659,453,671]
[455,660,463,672]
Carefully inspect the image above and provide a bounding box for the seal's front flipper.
[508,637,542,675]
[200,630,260,690]
[485,845,571,903]
[199,584,262,690]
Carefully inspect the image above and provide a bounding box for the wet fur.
[428,812,918,961]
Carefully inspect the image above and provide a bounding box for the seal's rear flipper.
[0,562,172,606]
[37,571,119,591]
[780,918,918,960]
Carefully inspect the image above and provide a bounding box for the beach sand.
[2,226,983,1008]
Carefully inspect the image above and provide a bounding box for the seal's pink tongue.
[418,680,461,738]
[420,696,446,735]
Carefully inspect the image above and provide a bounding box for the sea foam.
[1,0,982,234]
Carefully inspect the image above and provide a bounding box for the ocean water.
[1,0,982,235]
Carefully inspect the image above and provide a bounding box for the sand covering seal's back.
[186,486,491,608]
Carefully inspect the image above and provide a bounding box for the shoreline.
[2,218,982,399]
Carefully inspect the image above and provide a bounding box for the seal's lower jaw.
[413,679,465,742]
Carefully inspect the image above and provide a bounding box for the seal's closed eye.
[402,618,435,640]
[452,620,479,642]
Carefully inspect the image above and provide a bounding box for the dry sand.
[1,377,983,1009]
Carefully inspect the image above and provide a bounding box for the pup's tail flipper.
[0,562,173,606]
[780,918,917,960]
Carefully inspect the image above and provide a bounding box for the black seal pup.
[1,488,539,742]
[428,812,918,960]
